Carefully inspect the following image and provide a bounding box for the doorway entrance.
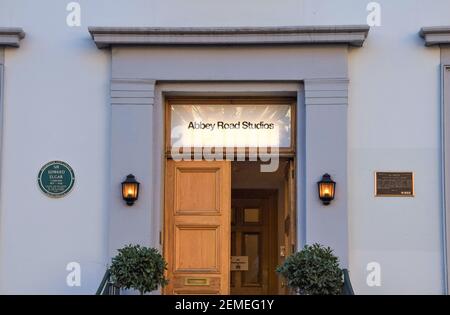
[163,98,296,295]
[230,189,277,295]
[163,159,296,295]
[231,160,295,295]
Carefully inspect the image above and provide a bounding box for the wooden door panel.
[175,225,219,272]
[175,167,220,214]
[287,160,296,256]
[164,160,231,295]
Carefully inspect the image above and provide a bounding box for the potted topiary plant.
[276,243,343,295]
[109,244,168,295]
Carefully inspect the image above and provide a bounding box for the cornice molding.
[0,28,25,47]
[420,27,450,46]
[88,25,370,49]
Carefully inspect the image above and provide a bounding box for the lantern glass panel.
[319,182,335,199]
[122,182,138,200]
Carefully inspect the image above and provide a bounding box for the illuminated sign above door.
[169,102,293,149]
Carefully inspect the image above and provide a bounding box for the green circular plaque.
[38,161,75,198]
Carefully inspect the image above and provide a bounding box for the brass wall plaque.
[375,172,414,197]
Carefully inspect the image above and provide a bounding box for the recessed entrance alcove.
[88,25,370,294]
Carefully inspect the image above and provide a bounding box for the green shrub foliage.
[276,243,343,295]
[110,244,168,294]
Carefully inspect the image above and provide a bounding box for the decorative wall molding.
[442,64,450,295]
[424,34,450,294]
[0,28,25,47]
[425,30,450,294]
[420,27,450,46]
[110,79,155,106]
[304,78,349,106]
[89,25,370,49]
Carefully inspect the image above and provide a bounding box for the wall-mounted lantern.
[121,174,140,206]
[317,173,336,205]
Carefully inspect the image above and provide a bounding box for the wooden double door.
[163,160,281,295]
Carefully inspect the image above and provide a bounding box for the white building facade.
[0,0,449,295]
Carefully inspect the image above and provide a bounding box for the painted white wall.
[0,0,447,294]
[346,0,446,295]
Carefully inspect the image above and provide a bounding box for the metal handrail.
[96,269,120,295]
[342,268,355,295]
